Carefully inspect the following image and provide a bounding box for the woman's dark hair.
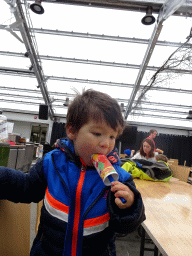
[66,89,124,135]
[140,138,155,157]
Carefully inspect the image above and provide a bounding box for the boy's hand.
[110,181,134,209]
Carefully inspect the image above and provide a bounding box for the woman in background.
[131,138,157,162]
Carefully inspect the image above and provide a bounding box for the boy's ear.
[66,125,76,141]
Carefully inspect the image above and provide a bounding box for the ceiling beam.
[0,85,191,110]
[0,97,189,122]
[2,106,192,132]
[133,106,188,116]
[1,25,191,48]
[124,20,164,119]
[6,0,55,120]
[39,0,192,17]
[1,91,188,116]
[1,66,192,94]
[1,50,192,74]
[130,112,189,121]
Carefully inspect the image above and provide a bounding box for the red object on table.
[8,141,15,145]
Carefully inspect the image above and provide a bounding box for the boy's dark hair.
[66,89,124,135]
[140,138,155,157]
[155,154,168,163]
[149,129,157,135]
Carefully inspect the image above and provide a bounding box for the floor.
[30,202,37,249]
[115,230,157,256]
[30,202,156,256]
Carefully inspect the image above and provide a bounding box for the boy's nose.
[100,138,109,148]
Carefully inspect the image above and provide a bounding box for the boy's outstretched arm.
[0,157,47,204]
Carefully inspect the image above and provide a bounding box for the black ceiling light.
[186,110,192,119]
[63,97,70,107]
[120,103,125,112]
[141,6,156,25]
[29,65,33,71]
[30,0,44,15]
[24,52,29,57]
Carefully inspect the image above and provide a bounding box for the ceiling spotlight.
[24,52,29,57]
[141,6,156,25]
[29,65,33,71]
[63,97,70,107]
[186,110,192,119]
[30,0,44,15]
[120,103,125,112]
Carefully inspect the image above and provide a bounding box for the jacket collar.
[55,138,121,167]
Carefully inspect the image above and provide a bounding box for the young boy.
[0,89,145,256]
[155,154,168,163]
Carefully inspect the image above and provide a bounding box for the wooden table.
[134,178,192,256]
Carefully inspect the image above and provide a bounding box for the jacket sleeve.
[0,157,47,204]
[107,175,146,235]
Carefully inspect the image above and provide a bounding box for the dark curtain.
[155,134,192,166]
[50,122,66,146]
[116,131,146,154]
[50,122,192,167]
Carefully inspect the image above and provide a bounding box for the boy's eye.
[110,136,116,140]
[93,132,101,136]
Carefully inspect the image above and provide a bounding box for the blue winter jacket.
[0,138,145,256]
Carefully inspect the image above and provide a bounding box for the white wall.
[11,121,32,140]
[137,125,189,136]
[3,109,67,143]
[3,110,57,143]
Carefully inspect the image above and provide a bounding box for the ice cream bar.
[91,154,119,186]
[91,154,126,203]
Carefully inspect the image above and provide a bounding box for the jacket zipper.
[71,165,86,256]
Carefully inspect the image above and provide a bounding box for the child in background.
[0,89,145,256]
[155,154,168,163]
[124,149,135,157]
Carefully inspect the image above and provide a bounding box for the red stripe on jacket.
[71,168,86,256]
[84,212,110,228]
[46,187,69,214]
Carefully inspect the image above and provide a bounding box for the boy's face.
[66,120,118,166]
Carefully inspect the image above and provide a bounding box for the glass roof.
[0,0,192,130]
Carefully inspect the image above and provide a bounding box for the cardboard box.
[168,159,179,166]
[171,165,191,183]
[0,200,30,255]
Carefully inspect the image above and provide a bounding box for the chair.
[23,143,34,173]
[7,147,17,169]
[16,147,26,171]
